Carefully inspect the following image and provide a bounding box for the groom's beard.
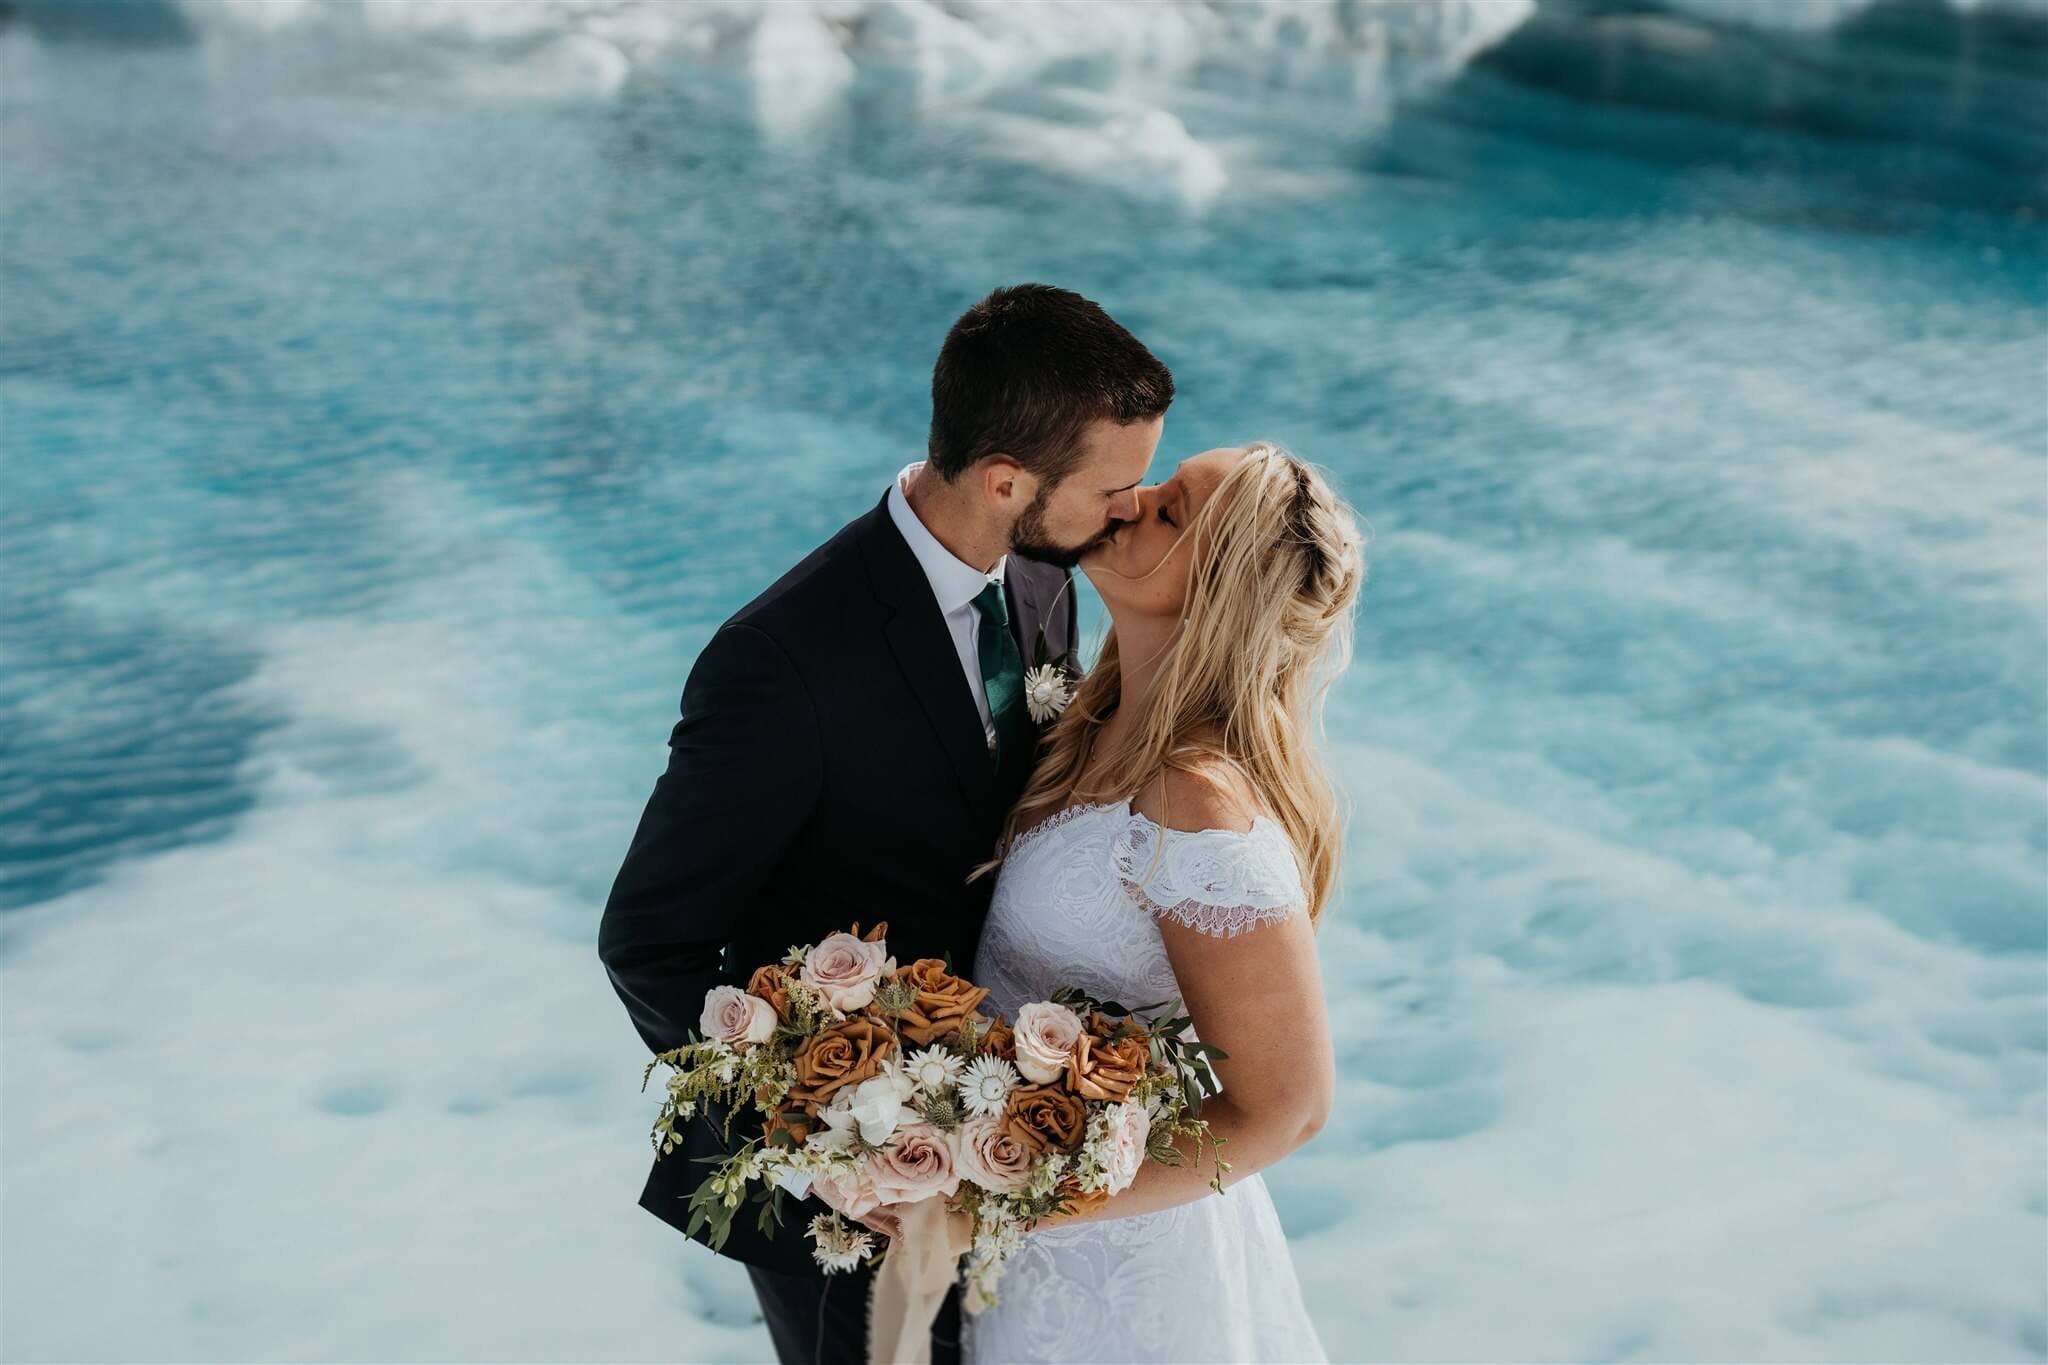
[1008,488,1118,569]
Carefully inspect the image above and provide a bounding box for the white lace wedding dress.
[962,798,1329,1365]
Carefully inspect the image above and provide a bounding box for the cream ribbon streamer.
[865,1200,973,1365]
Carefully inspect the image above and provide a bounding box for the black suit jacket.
[597,488,1080,1274]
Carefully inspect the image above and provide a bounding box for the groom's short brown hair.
[928,283,1174,487]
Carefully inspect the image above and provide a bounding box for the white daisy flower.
[1022,663,1072,723]
[808,1212,875,1273]
[960,1055,1021,1117]
[905,1046,968,1095]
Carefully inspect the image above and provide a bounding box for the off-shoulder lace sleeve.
[1108,813,1309,939]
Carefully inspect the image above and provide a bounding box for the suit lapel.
[858,493,1002,827]
[1002,571,1039,671]
[996,560,1069,796]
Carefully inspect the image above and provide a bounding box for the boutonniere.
[1023,574,1076,724]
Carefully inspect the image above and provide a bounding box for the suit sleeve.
[597,622,823,1057]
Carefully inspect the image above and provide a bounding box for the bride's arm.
[1036,766,1336,1229]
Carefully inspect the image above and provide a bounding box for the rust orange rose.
[1086,1010,1142,1040]
[786,1015,895,1108]
[892,958,992,1046]
[1053,1173,1112,1219]
[746,963,795,1020]
[1065,1026,1149,1103]
[1002,1082,1088,1156]
[978,1013,1017,1062]
[762,1104,816,1148]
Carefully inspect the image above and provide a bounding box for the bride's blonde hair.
[975,441,1367,925]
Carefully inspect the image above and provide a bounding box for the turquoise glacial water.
[2,1,2043,1361]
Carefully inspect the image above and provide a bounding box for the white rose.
[805,1103,859,1156]
[1102,1100,1151,1195]
[842,1069,920,1147]
[699,985,777,1047]
[799,932,897,1013]
[1012,1001,1085,1084]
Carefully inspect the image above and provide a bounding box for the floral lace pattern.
[964,801,1326,1364]
[1109,813,1308,939]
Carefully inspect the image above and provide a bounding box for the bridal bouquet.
[641,921,1230,1317]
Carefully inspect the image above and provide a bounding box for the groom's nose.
[1110,486,1142,522]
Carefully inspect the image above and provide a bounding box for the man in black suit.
[598,283,1175,1365]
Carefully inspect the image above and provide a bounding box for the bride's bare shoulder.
[1131,753,1267,835]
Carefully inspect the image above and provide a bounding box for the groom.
[597,283,1175,1365]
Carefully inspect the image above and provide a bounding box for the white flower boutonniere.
[1025,621,1073,724]
[1023,662,1071,723]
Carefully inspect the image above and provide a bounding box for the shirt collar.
[887,461,1007,613]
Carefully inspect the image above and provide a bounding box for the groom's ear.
[980,455,1036,512]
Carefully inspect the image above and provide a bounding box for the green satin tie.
[971,580,1029,763]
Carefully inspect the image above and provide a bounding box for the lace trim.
[1003,799,1127,861]
[1110,813,1308,940]
[1120,884,1304,939]
[1005,798,1311,939]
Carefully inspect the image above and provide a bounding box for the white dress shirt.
[886,460,1007,750]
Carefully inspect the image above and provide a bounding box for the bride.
[962,439,1366,1364]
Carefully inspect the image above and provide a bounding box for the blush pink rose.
[867,1122,961,1205]
[1102,1100,1151,1195]
[953,1114,1038,1194]
[699,985,777,1047]
[800,932,898,1014]
[809,1159,889,1224]
[1011,1001,1086,1084]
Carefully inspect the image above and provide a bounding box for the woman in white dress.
[962,439,1367,1365]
